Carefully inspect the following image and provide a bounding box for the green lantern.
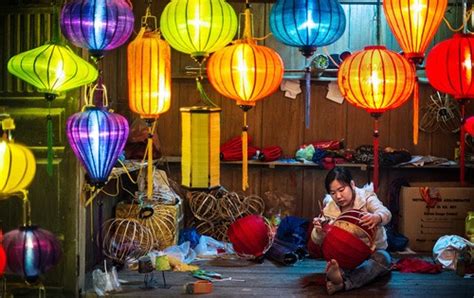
[160,0,238,62]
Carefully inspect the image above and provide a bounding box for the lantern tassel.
[372,116,380,193]
[196,78,217,107]
[413,77,419,145]
[242,111,249,191]
[147,122,154,200]
[47,114,54,176]
[21,190,31,226]
[305,68,311,129]
[460,101,466,185]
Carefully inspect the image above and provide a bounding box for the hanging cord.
[371,114,381,193]
[460,100,468,185]
[305,61,311,129]
[242,111,249,191]
[146,120,157,200]
[413,76,419,144]
[323,47,340,68]
[443,8,474,32]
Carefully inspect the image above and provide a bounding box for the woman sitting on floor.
[311,167,392,295]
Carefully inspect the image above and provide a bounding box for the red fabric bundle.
[393,257,442,274]
[259,146,282,162]
[220,136,260,161]
[301,140,342,150]
[227,215,271,257]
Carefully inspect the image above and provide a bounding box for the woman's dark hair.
[324,167,353,193]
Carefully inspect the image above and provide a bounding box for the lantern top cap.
[364,45,386,50]
[180,106,222,113]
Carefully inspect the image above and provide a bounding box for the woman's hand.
[359,213,382,230]
[313,217,324,232]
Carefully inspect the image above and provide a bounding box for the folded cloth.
[393,257,442,273]
[280,80,302,99]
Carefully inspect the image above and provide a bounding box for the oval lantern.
[227,215,272,258]
[0,140,36,196]
[0,228,6,276]
[466,116,474,136]
[3,226,61,283]
[322,209,375,269]
[66,107,129,187]
[338,46,415,191]
[207,6,284,191]
[60,0,135,59]
[160,0,238,62]
[269,0,346,58]
[426,33,474,185]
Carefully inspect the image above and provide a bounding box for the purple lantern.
[60,0,135,59]
[66,107,129,187]
[3,226,61,283]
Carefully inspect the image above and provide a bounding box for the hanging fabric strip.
[305,69,311,129]
[413,77,419,145]
[460,102,466,185]
[373,118,379,193]
[147,122,154,200]
[242,111,249,191]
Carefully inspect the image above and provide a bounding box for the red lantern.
[426,33,474,185]
[0,229,5,276]
[227,215,272,258]
[338,46,416,191]
[465,116,474,136]
[322,209,375,269]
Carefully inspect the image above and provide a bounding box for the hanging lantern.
[207,5,284,190]
[270,0,346,128]
[466,116,474,136]
[426,33,474,185]
[60,0,135,59]
[3,226,61,283]
[383,0,448,144]
[181,107,221,189]
[160,0,238,62]
[338,46,416,191]
[0,228,6,277]
[0,118,36,196]
[227,215,273,259]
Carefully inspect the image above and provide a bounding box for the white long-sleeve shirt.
[311,185,392,250]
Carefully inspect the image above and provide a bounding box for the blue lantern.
[66,107,129,187]
[269,0,346,58]
[60,0,135,59]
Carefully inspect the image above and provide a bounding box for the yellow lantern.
[181,107,221,189]
[0,118,36,196]
[207,6,284,190]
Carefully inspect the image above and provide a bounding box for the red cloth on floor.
[393,257,442,274]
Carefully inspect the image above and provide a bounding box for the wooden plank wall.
[100,1,474,219]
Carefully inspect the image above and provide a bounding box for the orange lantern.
[207,5,284,190]
[127,6,171,199]
[338,46,416,191]
[383,0,448,144]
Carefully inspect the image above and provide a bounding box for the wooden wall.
[100,1,474,219]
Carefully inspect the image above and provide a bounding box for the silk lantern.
[3,226,61,283]
[207,6,284,190]
[0,228,6,277]
[181,107,220,189]
[383,0,448,144]
[270,0,346,128]
[7,12,98,175]
[227,215,273,259]
[466,116,474,136]
[60,0,135,60]
[338,46,416,191]
[128,7,171,199]
[426,33,474,185]
[67,106,129,189]
[160,0,238,63]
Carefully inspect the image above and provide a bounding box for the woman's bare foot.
[326,259,344,295]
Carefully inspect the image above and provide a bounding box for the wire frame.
[269,0,346,58]
[0,140,36,196]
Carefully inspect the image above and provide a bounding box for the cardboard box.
[399,182,474,252]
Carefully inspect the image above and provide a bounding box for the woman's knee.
[371,250,391,267]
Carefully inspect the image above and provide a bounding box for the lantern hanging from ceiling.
[0,118,36,196]
[207,5,284,190]
[270,0,346,128]
[160,0,238,63]
[383,0,448,145]
[425,33,474,185]
[128,6,171,199]
[338,46,416,191]
[466,116,474,137]
[3,226,61,284]
[66,85,129,190]
[181,107,221,189]
[60,0,135,60]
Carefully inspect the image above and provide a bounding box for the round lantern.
[207,6,284,191]
[60,0,135,59]
[322,209,375,269]
[227,215,272,258]
[3,226,61,283]
[426,33,474,185]
[466,116,474,136]
[160,0,238,62]
[269,0,346,58]
[338,46,415,191]
[66,106,129,188]
[0,245,5,277]
[0,140,36,196]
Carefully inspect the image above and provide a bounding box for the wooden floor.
[84,256,474,297]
